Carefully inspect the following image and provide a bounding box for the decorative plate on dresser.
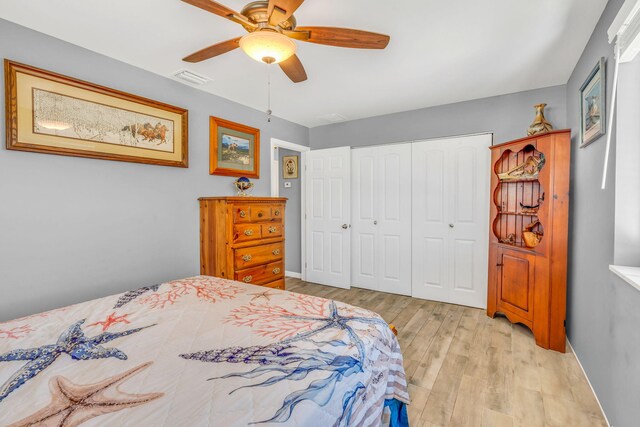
[199,197,287,290]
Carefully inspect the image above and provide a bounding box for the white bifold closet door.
[411,134,491,308]
[305,147,351,289]
[351,144,412,295]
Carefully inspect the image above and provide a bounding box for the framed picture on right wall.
[579,57,606,148]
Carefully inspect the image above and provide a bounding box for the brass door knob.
[244,229,254,236]
[239,210,247,218]
[242,254,252,262]
[274,210,280,216]
[272,249,280,255]
[243,275,252,283]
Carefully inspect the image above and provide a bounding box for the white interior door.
[411,134,491,308]
[305,147,351,289]
[352,144,412,295]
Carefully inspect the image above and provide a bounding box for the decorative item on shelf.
[210,116,260,178]
[498,153,545,181]
[499,233,516,245]
[522,220,543,248]
[520,201,541,214]
[579,57,606,148]
[527,103,554,136]
[234,176,254,196]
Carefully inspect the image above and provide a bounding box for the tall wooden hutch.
[487,130,571,352]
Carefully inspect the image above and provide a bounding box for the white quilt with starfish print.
[0,276,409,426]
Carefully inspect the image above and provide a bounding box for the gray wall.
[278,148,301,274]
[309,85,567,148]
[0,20,308,321]
[565,0,640,426]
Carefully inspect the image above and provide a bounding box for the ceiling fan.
[181,0,391,83]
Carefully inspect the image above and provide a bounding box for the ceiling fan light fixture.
[239,31,297,64]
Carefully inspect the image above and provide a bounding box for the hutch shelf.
[487,130,571,352]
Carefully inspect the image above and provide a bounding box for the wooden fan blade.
[181,0,256,27]
[268,0,305,26]
[279,54,307,83]
[183,37,241,62]
[295,26,390,49]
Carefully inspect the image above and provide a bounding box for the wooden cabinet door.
[496,247,535,322]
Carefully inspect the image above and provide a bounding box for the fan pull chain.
[266,63,272,123]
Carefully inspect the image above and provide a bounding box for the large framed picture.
[209,116,259,178]
[5,60,188,167]
[579,57,606,148]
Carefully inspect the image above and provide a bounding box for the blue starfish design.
[279,300,388,360]
[0,319,154,402]
[181,300,390,424]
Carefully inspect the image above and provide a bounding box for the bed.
[0,276,409,426]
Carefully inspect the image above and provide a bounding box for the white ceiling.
[0,0,607,127]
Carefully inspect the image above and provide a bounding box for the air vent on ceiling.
[170,69,211,86]
[319,113,347,123]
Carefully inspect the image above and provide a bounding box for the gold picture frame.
[209,116,260,178]
[5,60,188,167]
[282,155,298,179]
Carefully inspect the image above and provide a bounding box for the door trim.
[270,138,310,281]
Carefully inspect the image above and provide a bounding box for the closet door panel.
[351,149,378,290]
[377,144,412,296]
[449,138,490,308]
[411,143,450,301]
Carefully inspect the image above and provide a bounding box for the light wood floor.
[286,278,607,427]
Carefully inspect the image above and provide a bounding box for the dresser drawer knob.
[258,212,264,218]
[244,229,254,236]
[272,249,280,255]
[243,275,252,283]
[272,268,281,275]
[239,210,247,218]
[274,209,280,216]
[268,226,277,233]
[242,254,252,262]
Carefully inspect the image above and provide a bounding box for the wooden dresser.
[199,197,287,290]
[487,130,570,352]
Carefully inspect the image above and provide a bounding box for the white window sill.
[610,265,640,292]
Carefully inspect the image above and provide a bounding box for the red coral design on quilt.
[226,293,330,341]
[88,313,131,331]
[0,325,34,339]
[137,277,243,309]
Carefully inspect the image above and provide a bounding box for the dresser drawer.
[233,223,262,243]
[235,261,284,285]
[271,206,284,221]
[261,223,283,239]
[262,278,285,290]
[234,242,283,269]
[250,206,272,221]
[233,205,251,223]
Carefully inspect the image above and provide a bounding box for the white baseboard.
[285,271,301,279]
[566,339,611,427]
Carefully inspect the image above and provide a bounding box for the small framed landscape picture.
[209,116,259,178]
[579,57,606,148]
[282,155,298,179]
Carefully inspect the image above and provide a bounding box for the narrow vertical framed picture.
[579,57,606,148]
[282,155,298,179]
[209,116,259,178]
